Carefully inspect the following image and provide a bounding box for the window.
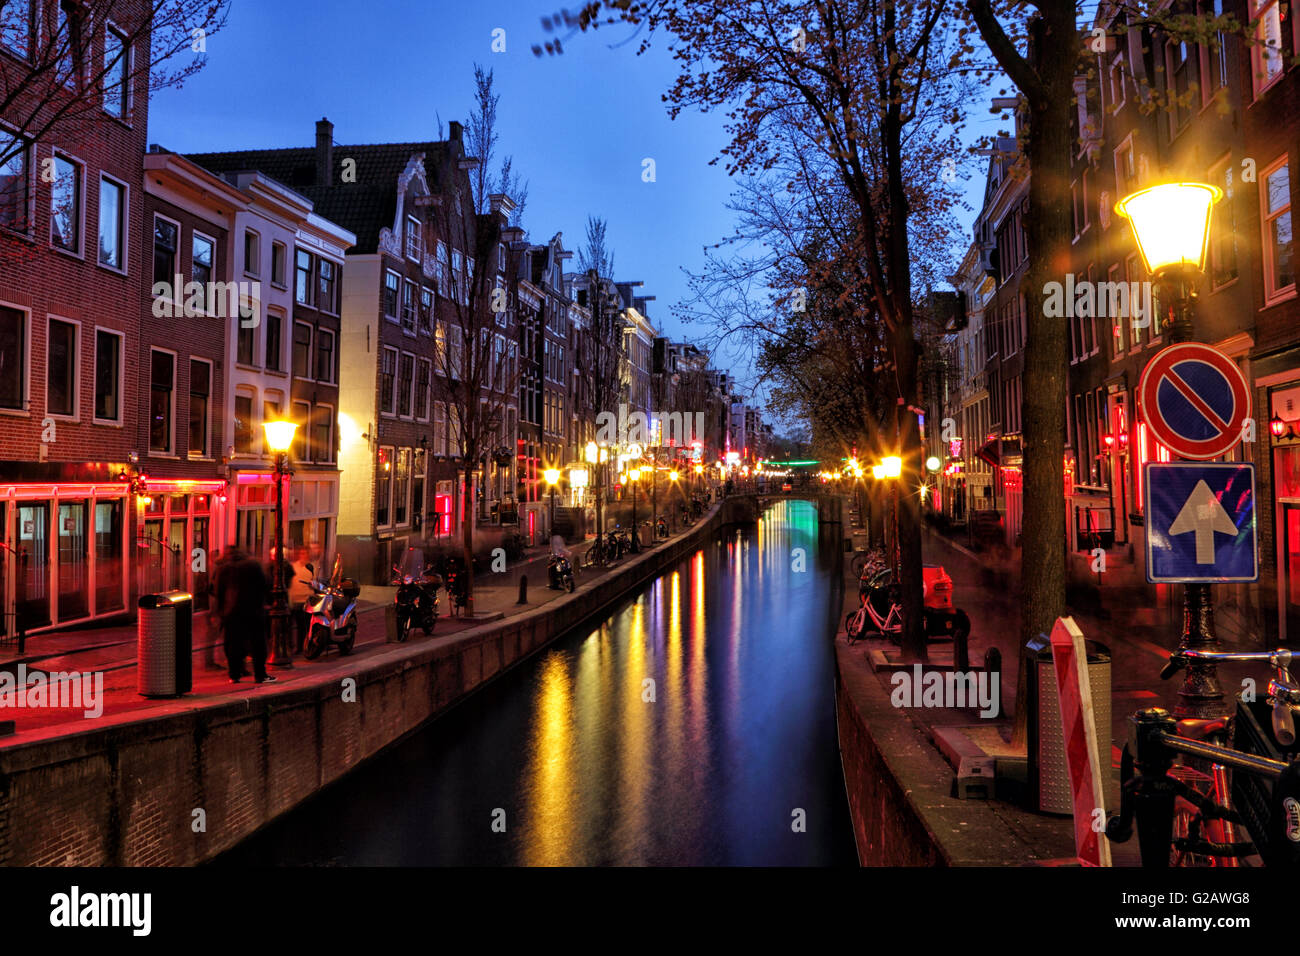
[415,359,431,420]
[1251,0,1286,95]
[380,347,397,415]
[236,302,256,365]
[233,392,254,454]
[315,328,335,384]
[243,230,260,276]
[405,215,421,260]
[419,287,434,333]
[411,449,426,530]
[103,26,129,118]
[317,258,336,312]
[398,352,414,417]
[1108,264,1126,357]
[265,311,282,371]
[46,318,76,417]
[1262,159,1295,301]
[436,240,449,292]
[271,241,286,286]
[152,215,177,287]
[402,279,416,333]
[1108,52,1126,110]
[192,233,214,312]
[149,350,174,452]
[1202,0,1229,100]
[312,405,333,463]
[1209,156,1239,289]
[292,401,310,461]
[93,328,121,421]
[384,270,400,319]
[451,249,463,303]
[0,0,35,59]
[293,322,312,378]
[295,249,313,306]
[0,131,31,233]
[1126,254,1145,349]
[394,447,411,525]
[377,447,393,525]
[0,305,25,410]
[97,176,125,270]
[50,154,80,252]
[434,402,447,455]
[1114,138,1135,199]
[189,359,210,457]
[1167,40,1196,134]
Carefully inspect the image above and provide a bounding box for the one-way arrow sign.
[1144,462,1257,583]
[1168,479,1239,564]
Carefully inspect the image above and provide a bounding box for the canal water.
[220,499,857,866]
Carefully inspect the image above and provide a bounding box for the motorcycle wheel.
[338,625,356,656]
[395,611,409,643]
[565,575,575,593]
[305,624,328,660]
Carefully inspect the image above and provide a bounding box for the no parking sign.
[1138,343,1251,460]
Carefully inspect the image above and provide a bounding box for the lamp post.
[1116,180,1225,720]
[544,467,560,540]
[669,469,680,530]
[628,467,641,551]
[263,419,298,668]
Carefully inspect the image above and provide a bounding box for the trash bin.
[1024,635,1111,814]
[138,590,193,698]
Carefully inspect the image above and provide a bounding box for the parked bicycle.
[1106,646,1300,867]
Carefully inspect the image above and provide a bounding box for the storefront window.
[16,502,49,629]
[93,500,125,614]
[57,500,89,621]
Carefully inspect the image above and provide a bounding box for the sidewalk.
[0,513,712,740]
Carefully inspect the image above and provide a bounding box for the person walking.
[215,547,276,684]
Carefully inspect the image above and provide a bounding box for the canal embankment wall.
[0,499,756,866]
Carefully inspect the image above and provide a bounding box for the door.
[16,502,50,629]
[57,500,89,621]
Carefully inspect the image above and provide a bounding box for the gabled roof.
[188,141,452,254]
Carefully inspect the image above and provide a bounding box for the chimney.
[315,117,333,186]
[449,121,463,143]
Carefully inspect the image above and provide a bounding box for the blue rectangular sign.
[1144,462,1257,583]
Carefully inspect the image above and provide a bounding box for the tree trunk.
[1014,8,1078,736]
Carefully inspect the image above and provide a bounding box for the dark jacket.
[215,550,270,627]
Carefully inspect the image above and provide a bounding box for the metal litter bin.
[138,590,193,698]
[1024,635,1111,814]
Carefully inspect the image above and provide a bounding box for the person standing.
[288,546,314,653]
[215,547,275,684]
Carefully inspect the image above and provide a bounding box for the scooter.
[547,553,576,592]
[302,559,360,659]
[393,548,441,642]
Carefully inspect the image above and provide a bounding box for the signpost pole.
[1167,300,1225,720]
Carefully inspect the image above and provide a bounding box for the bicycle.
[1106,647,1300,867]
[850,547,888,581]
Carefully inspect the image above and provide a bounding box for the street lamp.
[1117,179,1225,718]
[263,418,298,668]
[544,467,560,540]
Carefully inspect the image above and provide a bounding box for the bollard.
[517,574,528,605]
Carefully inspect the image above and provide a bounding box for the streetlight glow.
[262,419,298,453]
[544,468,561,486]
[1114,182,1221,276]
[881,456,902,479]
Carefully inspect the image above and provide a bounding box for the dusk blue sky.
[151,0,999,431]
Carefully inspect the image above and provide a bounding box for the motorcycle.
[442,553,469,617]
[547,552,576,592]
[393,547,441,642]
[302,555,360,659]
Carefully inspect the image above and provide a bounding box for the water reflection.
[220,499,855,866]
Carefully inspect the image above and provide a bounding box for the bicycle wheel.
[851,552,869,578]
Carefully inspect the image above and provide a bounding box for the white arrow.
[1168,480,1238,564]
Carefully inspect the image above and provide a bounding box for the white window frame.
[434,401,447,455]
[243,227,261,277]
[317,256,339,315]
[191,229,218,317]
[92,325,124,425]
[0,299,31,416]
[264,307,285,373]
[0,124,34,236]
[188,355,213,459]
[101,21,131,120]
[49,148,84,257]
[148,346,177,456]
[0,0,37,62]
[398,349,416,419]
[384,269,401,321]
[44,314,79,421]
[1261,155,1296,304]
[380,346,398,417]
[270,240,287,288]
[378,445,396,528]
[1250,0,1286,97]
[96,172,127,273]
[405,214,421,261]
[312,403,335,464]
[416,357,431,422]
[151,212,181,307]
[233,385,258,456]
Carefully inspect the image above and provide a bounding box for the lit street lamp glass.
[544,468,561,486]
[263,419,298,452]
[881,456,902,479]
[1114,182,1221,276]
[669,470,679,482]
[628,468,641,482]
[925,455,941,472]
[584,441,599,464]
[871,464,885,480]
